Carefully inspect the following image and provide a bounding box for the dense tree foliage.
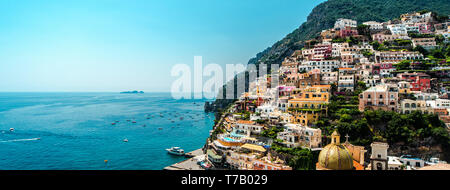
[271,143,318,170]
[261,126,284,139]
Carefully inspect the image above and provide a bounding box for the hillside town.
[200,11,450,170]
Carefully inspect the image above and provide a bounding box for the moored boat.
[166,147,185,156]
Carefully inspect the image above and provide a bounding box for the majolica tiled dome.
[318,131,353,170]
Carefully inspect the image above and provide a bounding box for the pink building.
[359,84,399,112]
[415,23,433,34]
[313,43,332,59]
[339,26,359,38]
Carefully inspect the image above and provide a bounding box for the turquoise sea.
[0,92,214,170]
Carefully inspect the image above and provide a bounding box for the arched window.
[376,163,383,170]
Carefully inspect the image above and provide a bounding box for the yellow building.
[288,85,330,126]
[398,81,411,94]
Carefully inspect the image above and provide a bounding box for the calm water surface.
[0,92,214,170]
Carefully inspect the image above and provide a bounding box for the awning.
[241,143,266,152]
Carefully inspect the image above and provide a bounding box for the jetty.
[163,148,205,170]
[184,148,203,158]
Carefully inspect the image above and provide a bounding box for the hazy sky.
[0,0,325,92]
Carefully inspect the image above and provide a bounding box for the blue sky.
[0,0,325,92]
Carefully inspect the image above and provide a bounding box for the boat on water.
[120,91,144,94]
[166,147,185,156]
[132,121,137,123]
[9,128,14,132]
[123,138,128,142]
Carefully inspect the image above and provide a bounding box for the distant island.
[120,91,144,94]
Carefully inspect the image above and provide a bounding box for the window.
[376,163,383,170]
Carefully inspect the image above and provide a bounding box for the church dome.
[317,131,354,170]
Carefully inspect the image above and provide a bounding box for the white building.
[443,32,450,44]
[321,71,338,85]
[363,21,383,31]
[338,68,356,92]
[235,120,265,135]
[277,123,322,149]
[388,156,404,170]
[334,18,357,30]
[255,103,277,119]
[298,60,341,73]
[399,155,425,169]
[387,24,408,36]
[435,99,450,109]
[406,25,419,33]
[364,76,382,88]
[414,92,439,101]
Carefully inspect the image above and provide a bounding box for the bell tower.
[370,142,389,170]
[331,130,340,144]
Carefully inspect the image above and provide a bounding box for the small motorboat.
[123,138,128,142]
[166,147,185,156]
[9,128,14,132]
[111,123,116,125]
[158,127,163,130]
[132,121,137,123]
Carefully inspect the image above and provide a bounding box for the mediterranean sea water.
[0,92,214,170]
